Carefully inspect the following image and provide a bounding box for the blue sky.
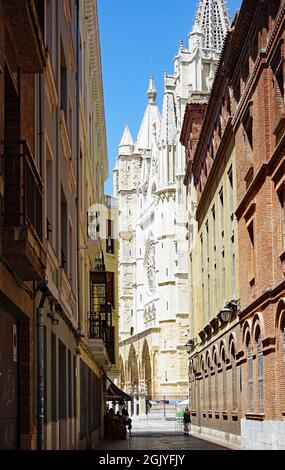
[97,0,242,195]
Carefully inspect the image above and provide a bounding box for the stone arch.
[251,312,265,341]
[219,339,228,360]
[242,319,252,347]
[128,344,139,389]
[275,298,285,330]
[118,355,125,390]
[212,345,219,366]
[228,332,238,354]
[152,349,159,397]
[141,340,152,397]
[206,350,212,369]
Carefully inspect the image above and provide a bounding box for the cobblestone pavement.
[95,420,237,451]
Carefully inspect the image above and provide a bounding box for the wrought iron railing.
[106,237,114,254]
[88,311,115,364]
[2,140,43,240]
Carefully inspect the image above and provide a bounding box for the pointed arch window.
[222,354,227,412]
[214,356,219,411]
[208,359,212,411]
[257,335,264,411]
[231,345,238,412]
[248,341,254,413]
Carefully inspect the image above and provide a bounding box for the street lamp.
[185,338,197,354]
[220,299,241,323]
[220,305,232,323]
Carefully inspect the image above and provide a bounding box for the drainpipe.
[37,285,47,450]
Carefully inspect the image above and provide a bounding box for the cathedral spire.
[119,125,134,155]
[147,77,157,105]
[192,0,230,52]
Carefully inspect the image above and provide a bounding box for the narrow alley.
[95,419,239,451]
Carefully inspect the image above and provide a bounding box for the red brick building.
[0,0,46,449]
[182,0,285,449]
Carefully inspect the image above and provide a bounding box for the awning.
[104,376,131,402]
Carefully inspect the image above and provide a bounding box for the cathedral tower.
[115,0,230,417]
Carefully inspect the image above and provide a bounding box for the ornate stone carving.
[144,238,156,294]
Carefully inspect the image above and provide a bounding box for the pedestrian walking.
[122,407,132,436]
[183,407,191,435]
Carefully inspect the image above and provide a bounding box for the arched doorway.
[142,340,152,398]
[118,356,125,390]
[128,345,138,415]
[142,341,152,416]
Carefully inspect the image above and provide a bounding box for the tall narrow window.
[231,235,236,298]
[73,356,77,418]
[190,254,193,313]
[272,43,284,120]
[212,205,216,249]
[207,274,210,320]
[228,166,234,217]
[206,221,209,260]
[279,187,285,251]
[219,187,224,233]
[214,356,219,411]
[60,39,68,118]
[46,0,54,59]
[222,250,225,305]
[222,352,227,411]
[247,220,255,283]
[200,234,204,266]
[59,340,67,420]
[51,333,57,422]
[231,346,238,411]
[68,221,73,281]
[61,187,68,273]
[257,335,264,411]
[106,219,114,254]
[248,341,254,413]
[46,144,54,243]
[214,263,217,310]
[68,350,72,419]
[208,362,212,411]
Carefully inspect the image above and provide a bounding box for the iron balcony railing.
[2,140,43,240]
[88,311,115,364]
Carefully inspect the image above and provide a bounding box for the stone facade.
[114,0,229,416]
[182,0,285,450]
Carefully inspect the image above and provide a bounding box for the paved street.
[95,419,239,451]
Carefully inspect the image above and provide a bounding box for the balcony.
[0,141,45,280]
[106,237,115,255]
[4,0,46,73]
[88,312,115,370]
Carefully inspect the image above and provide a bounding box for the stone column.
[125,382,132,415]
[138,379,148,420]
[132,385,139,418]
